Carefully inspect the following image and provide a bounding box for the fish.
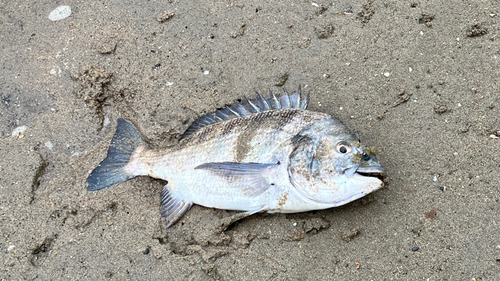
[86,86,385,227]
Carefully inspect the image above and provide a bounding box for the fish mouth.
[355,166,386,182]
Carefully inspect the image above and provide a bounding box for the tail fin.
[87,118,144,191]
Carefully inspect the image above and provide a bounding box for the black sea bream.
[87,87,385,227]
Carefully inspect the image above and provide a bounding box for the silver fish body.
[87,87,385,227]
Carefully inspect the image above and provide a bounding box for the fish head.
[288,119,385,206]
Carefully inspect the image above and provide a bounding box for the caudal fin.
[87,118,144,191]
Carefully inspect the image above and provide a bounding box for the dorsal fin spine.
[269,90,281,109]
[227,106,241,117]
[232,104,249,116]
[213,115,224,122]
[215,110,229,120]
[280,92,290,108]
[247,98,260,113]
[254,91,270,111]
[241,97,257,113]
[261,92,271,109]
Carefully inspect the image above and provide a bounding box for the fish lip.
[355,166,386,180]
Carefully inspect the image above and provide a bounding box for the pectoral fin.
[195,162,279,197]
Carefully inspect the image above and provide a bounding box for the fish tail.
[87,118,144,191]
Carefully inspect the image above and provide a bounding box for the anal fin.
[160,185,192,228]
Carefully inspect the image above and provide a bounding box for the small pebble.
[50,68,61,76]
[293,222,297,227]
[203,70,210,75]
[45,141,53,150]
[11,125,27,137]
[384,72,390,77]
[156,10,175,23]
[103,116,111,128]
[412,246,419,252]
[48,6,71,21]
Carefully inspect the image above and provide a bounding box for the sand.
[1,0,499,280]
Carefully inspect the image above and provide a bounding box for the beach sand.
[1,1,499,280]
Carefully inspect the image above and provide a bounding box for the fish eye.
[335,142,352,154]
[363,153,371,161]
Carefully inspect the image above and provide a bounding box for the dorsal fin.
[181,85,308,139]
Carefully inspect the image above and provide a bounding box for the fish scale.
[87,86,385,228]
